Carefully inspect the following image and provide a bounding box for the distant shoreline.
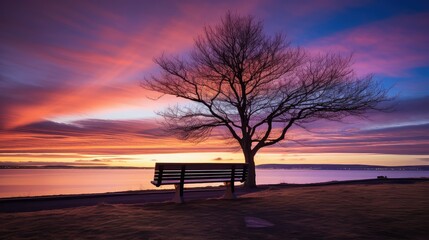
[1,163,429,170]
[256,164,429,171]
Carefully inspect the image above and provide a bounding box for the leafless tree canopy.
[144,13,388,187]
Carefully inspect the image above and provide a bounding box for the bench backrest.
[152,163,248,186]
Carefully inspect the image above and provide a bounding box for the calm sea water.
[1,169,428,198]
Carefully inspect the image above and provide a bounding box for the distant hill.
[256,164,429,171]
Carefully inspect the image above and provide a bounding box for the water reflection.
[1,169,428,198]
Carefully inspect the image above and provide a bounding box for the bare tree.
[143,13,388,188]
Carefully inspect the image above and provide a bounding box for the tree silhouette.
[144,13,388,188]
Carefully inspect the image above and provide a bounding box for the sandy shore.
[1,178,428,239]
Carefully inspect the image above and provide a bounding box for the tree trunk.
[243,148,257,189]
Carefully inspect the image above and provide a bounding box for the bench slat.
[156,170,244,173]
[155,163,247,170]
[151,163,248,187]
[155,172,244,177]
[157,175,242,181]
[153,178,245,185]
[155,174,244,178]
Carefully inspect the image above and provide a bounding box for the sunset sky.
[1,0,428,167]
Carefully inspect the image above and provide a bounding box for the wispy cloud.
[0,1,259,129]
[1,97,428,156]
[0,161,107,167]
[0,118,236,155]
[268,123,429,155]
[306,13,429,76]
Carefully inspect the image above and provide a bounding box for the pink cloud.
[3,97,429,156]
[0,119,237,155]
[306,13,429,76]
[1,1,262,129]
[1,117,427,156]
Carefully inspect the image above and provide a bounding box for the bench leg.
[223,182,236,199]
[173,184,184,203]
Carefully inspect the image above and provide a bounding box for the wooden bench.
[151,163,248,203]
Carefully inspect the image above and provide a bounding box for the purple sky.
[1,0,428,166]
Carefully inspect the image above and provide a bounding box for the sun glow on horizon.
[1,152,428,168]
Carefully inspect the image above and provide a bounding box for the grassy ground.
[1,181,428,239]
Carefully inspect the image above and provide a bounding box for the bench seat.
[151,163,248,203]
[151,178,242,185]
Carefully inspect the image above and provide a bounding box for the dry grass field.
[1,181,428,239]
